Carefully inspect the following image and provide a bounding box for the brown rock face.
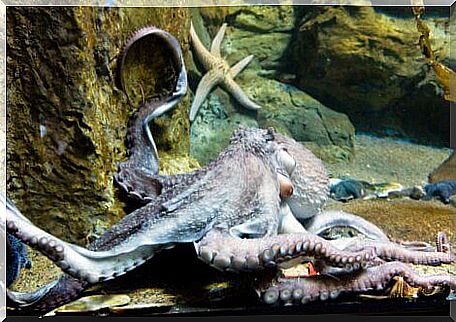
[287,6,450,146]
[429,150,456,183]
[6,7,192,244]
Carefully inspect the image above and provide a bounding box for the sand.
[325,134,452,187]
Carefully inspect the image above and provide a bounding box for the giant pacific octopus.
[4,25,455,314]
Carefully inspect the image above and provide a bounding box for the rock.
[224,29,292,73]
[197,6,294,74]
[200,5,294,33]
[252,77,355,161]
[423,180,456,204]
[190,7,355,163]
[7,233,32,287]
[429,150,456,183]
[6,7,195,244]
[409,186,426,200]
[190,90,259,165]
[48,294,131,316]
[287,6,451,146]
[330,179,366,202]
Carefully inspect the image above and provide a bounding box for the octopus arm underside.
[6,200,168,284]
[262,261,456,305]
[7,275,87,312]
[196,223,452,273]
[5,150,286,285]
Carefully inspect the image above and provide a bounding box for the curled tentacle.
[114,25,188,202]
[306,211,441,253]
[305,210,389,241]
[195,229,376,273]
[261,261,456,305]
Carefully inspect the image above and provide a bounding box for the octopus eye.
[278,173,294,199]
[278,149,296,175]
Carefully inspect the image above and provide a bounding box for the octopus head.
[272,131,330,220]
[227,126,330,220]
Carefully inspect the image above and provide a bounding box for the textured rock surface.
[189,7,355,164]
[190,90,259,165]
[286,6,451,146]
[6,7,195,244]
[429,150,456,183]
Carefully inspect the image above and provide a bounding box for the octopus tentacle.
[305,210,389,242]
[261,261,456,305]
[196,229,376,273]
[341,238,452,266]
[7,276,86,312]
[114,25,188,202]
[392,240,435,252]
[6,200,165,284]
[437,231,450,253]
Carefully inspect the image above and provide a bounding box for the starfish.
[189,22,261,122]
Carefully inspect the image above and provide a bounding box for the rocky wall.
[6,7,194,244]
[286,6,451,146]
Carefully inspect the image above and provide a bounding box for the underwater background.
[5,5,455,315]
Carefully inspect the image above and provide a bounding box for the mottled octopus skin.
[261,261,456,305]
[196,229,376,272]
[6,24,456,314]
[114,24,189,202]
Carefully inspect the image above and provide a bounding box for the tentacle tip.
[7,221,18,232]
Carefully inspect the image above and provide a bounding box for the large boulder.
[248,74,355,162]
[287,6,451,146]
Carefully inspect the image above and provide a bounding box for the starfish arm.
[190,21,215,71]
[210,23,227,57]
[230,55,255,78]
[190,70,222,121]
[222,76,261,111]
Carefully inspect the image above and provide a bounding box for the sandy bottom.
[324,134,452,187]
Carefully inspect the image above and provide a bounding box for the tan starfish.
[189,22,261,122]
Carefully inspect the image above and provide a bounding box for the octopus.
[4,25,455,314]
